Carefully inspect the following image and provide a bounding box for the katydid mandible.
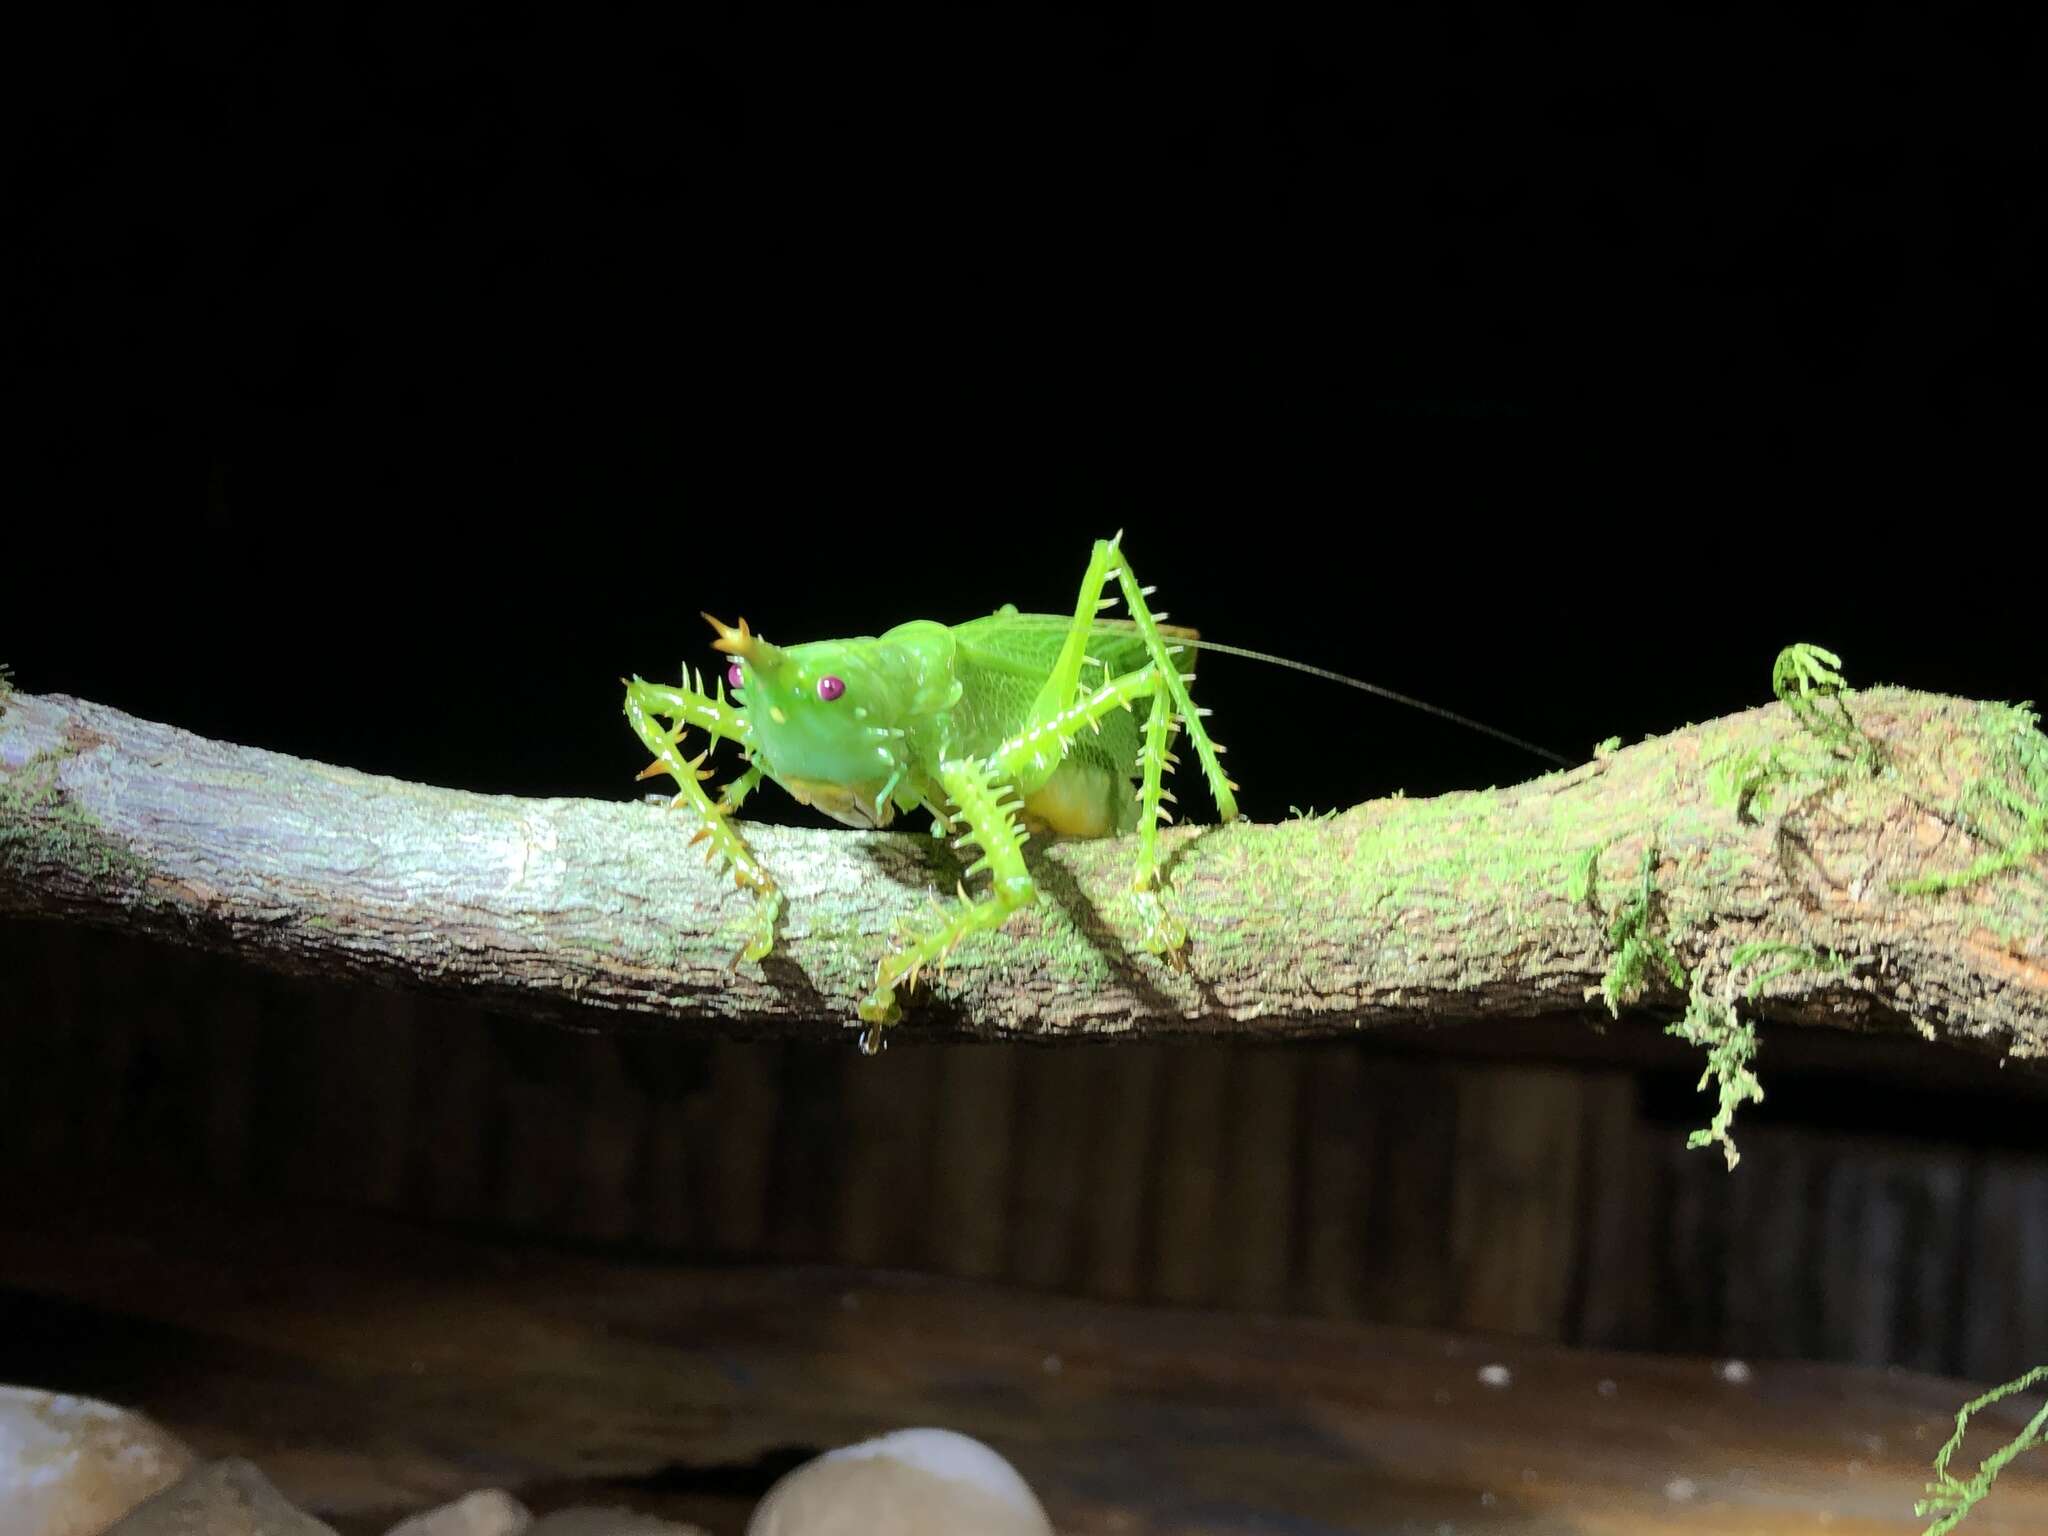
[622,534,1561,1040]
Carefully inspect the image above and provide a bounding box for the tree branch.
[1,686,2042,1050]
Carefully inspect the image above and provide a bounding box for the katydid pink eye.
[817,675,846,702]
[728,663,744,690]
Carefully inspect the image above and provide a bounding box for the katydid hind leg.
[1098,539,1239,823]
[1128,674,1189,956]
[1011,537,1128,796]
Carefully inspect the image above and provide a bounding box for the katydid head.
[705,614,945,829]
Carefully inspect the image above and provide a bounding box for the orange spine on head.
[702,613,788,674]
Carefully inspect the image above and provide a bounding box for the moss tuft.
[1598,648,1890,1166]
[1666,971,1764,1171]
[1771,643,1860,750]
[1565,842,1602,908]
[1705,643,1888,823]
[0,748,148,885]
[1728,940,1850,998]
[1896,701,2047,898]
[1917,1365,2048,1534]
[1600,842,1683,1015]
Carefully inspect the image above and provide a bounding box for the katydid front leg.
[624,676,782,963]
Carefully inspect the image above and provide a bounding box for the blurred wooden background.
[4,917,2044,1381]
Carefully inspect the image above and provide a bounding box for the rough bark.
[1,686,2042,1051]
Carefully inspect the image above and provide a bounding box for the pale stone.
[0,1385,194,1536]
[746,1428,1053,1536]
[525,1511,709,1535]
[102,1459,337,1535]
[384,1490,533,1536]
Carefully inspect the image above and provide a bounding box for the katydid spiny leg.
[1095,535,1237,953]
[1018,534,1236,818]
[1016,536,1128,786]
[624,675,782,963]
[862,662,1187,1027]
[716,759,768,817]
[1097,535,1238,823]
[628,674,752,748]
[1129,683,1188,955]
[997,659,1189,955]
[987,662,1169,787]
[1043,535,1237,949]
[859,755,1036,1036]
[860,538,1239,1026]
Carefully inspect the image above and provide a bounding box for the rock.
[746,1428,1054,1536]
[525,1512,709,1535]
[0,1384,194,1536]
[103,1459,337,1535]
[384,1490,533,1536]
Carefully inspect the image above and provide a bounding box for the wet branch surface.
[1,687,2042,1052]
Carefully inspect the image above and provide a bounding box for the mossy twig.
[0,686,2041,1046]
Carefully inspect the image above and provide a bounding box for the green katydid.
[622,534,1565,1039]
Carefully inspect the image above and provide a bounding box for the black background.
[11,4,2043,824]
